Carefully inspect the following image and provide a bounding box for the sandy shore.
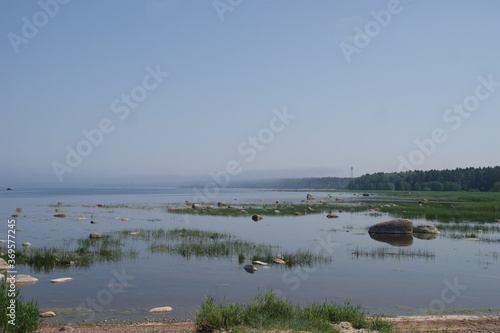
[35,315,500,332]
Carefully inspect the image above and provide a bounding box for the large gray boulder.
[368,219,414,234]
[413,224,440,234]
[306,193,315,200]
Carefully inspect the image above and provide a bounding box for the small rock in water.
[306,193,315,200]
[22,242,31,247]
[15,208,22,212]
[130,232,141,235]
[192,203,203,209]
[50,277,73,284]
[228,205,236,209]
[294,212,302,216]
[77,217,87,220]
[272,258,286,265]
[149,306,173,314]
[40,311,56,318]
[89,232,103,239]
[97,204,104,207]
[113,217,120,219]
[494,219,500,223]
[274,210,280,214]
[54,214,66,218]
[413,224,440,234]
[55,209,63,212]
[11,215,19,218]
[244,264,258,273]
[59,326,75,332]
[252,214,263,222]
[121,218,129,221]
[252,261,268,266]
[90,220,99,224]
[326,214,338,219]
[218,202,227,207]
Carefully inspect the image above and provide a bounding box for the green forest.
[347,166,500,192]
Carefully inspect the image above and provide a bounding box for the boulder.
[0,258,8,271]
[494,219,500,223]
[306,193,315,200]
[39,311,56,318]
[252,215,263,222]
[89,232,103,239]
[413,224,440,234]
[244,264,258,273]
[326,214,338,219]
[22,242,31,247]
[6,274,38,288]
[369,233,413,247]
[54,214,66,218]
[149,306,173,314]
[50,277,73,284]
[368,219,413,234]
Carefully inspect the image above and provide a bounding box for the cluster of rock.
[243,255,286,274]
[368,219,440,236]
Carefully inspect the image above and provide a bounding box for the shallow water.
[1,188,499,324]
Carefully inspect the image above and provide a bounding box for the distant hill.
[347,166,500,192]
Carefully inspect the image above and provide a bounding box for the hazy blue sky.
[1,0,500,186]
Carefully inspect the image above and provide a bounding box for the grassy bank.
[195,289,394,332]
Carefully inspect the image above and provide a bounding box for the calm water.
[1,188,499,324]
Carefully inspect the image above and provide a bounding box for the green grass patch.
[351,246,435,260]
[195,289,394,332]
[0,280,41,332]
[137,228,331,267]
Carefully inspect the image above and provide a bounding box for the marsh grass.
[165,203,333,217]
[1,234,138,272]
[0,280,41,332]
[195,289,394,332]
[351,246,435,260]
[142,229,330,267]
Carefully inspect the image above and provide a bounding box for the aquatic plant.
[351,246,435,260]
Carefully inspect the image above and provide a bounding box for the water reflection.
[369,233,413,247]
[413,233,439,240]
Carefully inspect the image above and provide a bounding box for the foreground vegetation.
[195,289,394,332]
[0,281,41,333]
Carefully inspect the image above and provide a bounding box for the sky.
[1,0,500,187]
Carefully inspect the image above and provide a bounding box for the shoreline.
[36,315,500,332]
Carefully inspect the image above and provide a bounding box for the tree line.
[347,167,500,192]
